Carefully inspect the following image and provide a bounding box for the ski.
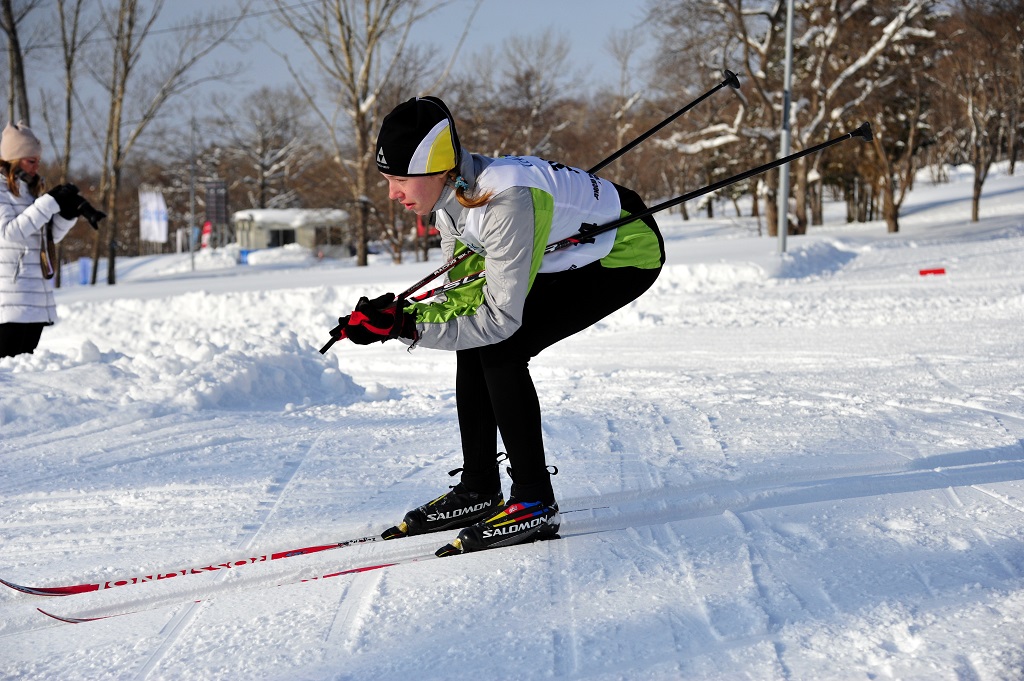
[35,525,573,625]
[36,548,444,624]
[10,505,606,625]
[0,531,394,597]
[30,514,606,625]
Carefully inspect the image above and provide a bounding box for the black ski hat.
[375,96,461,176]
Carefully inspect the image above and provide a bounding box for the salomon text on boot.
[381,485,504,539]
[435,500,560,556]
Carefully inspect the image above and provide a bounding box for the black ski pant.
[455,186,664,505]
[0,322,46,358]
[455,261,661,503]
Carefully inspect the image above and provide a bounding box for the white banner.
[139,190,169,243]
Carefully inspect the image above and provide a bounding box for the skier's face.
[382,172,447,216]
[18,157,39,179]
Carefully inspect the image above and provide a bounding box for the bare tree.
[443,47,502,155]
[583,30,658,189]
[88,0,250,284]
[211,86,315,210]
[38,0,95,183]
[23,0,94,288]
[844,5,942,233]
[648,0,776,229]
[606,28,646,151]
[648,0,937,235]
[494,29,577,157]
[794,1,937,232]
[1,0,41,124]
[864,73,928,233]
[936,0,1023,221]
[269,0,479,266]
[1010,7,1024,175]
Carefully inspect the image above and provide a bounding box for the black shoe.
[435,500,560,556]
[382,486,504,539]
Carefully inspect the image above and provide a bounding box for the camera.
[76,198,107,230]
[47,181,107,229]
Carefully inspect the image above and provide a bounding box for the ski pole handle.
[319,324,348,354]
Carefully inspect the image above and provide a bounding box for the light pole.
[776,0,795,253]
[189,117,197,272]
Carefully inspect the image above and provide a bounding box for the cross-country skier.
[336,96,665,555]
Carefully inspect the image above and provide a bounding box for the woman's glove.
[46,183,83,219]
[343,293,417,345]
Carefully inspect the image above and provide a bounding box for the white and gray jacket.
[404,152,663,351]
[0,180,77,324]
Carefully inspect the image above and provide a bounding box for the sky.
[0,163,1022,679]
[16,0,653,166]
[156,0,654,99]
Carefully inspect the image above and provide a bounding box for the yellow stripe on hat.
[407,119,456,175]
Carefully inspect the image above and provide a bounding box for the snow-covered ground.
[1,164,1022,681]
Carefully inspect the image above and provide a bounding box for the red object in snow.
[919,268,946,276]
[416,214,439,239]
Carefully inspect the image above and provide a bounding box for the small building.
[232,208,350,253]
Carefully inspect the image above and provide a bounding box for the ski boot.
[435,499,560,556]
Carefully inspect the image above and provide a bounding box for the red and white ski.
[0,533,389,597]
[36,551,437,624]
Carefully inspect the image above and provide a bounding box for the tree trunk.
[765,170,779,238]
[971,176,982,223]
[881,179,899,233]
[357,198,369,266]
[856,180,870,223]
[1009,127,1018,175]
[793,158,808,235]
[970,140,991,223]
[1,0,32,125]
[810,180,823,226]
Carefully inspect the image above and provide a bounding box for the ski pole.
[548,121,874,251]
[421,122,873,300]
[392,70,743,302]
[411,271,486,302]
[588,69,740,174]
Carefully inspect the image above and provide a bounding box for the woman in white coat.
[0,121,84,357]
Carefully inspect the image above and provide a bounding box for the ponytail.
[450,171,493,209]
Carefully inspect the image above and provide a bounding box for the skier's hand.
[330,314,351,341]
[46,183,82,219]
[343,293,417,345]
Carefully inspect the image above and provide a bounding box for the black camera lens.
[77,199,107,228]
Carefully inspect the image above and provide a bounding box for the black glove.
[343,293,417,345]
[46,183,82,220]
